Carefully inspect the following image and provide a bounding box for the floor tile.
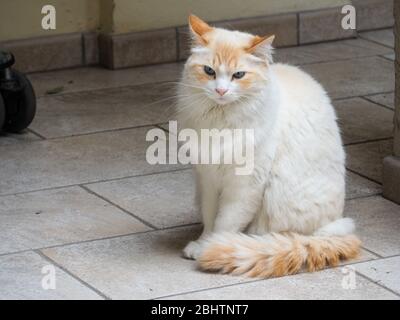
[335,98,394,144]
[275,38,393,66]
[41,225,376,300]
[303,56,394,99]
[0,130,41,147]
[346,139,393,183]
[366,92,395,109]
[0,186,150,255]
[41,226,252,300]
[345,171,381,199]
[162,267,398,300]
[345,196,400,257]
[0,251,102,300]
[360,29,394,48]
[28,63,183,97]
[356,256,400,295]
[0,127,182,195]
[86,169,198,229]
[32,83,175,138]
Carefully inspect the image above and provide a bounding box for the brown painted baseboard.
[0,0,394,72]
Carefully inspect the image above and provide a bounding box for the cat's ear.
[188,14,213,45]
[245,35,275,63]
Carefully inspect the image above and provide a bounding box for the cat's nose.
[215,88,228,96]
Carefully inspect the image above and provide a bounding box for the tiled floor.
[0,28,399,300]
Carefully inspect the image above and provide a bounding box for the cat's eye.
[232,71,246,79]
[204,66,216,77]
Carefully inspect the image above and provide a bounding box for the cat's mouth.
[211,95,236,106]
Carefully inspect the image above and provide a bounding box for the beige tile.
[299,7,356,44]
[360,29,394,48]
[275,38,393,66]
[163,267,398,300]
[41,226,251,300]
[32,83,176,138]
[345,196,400,257]
[366,92,395,109]
[100,29,177,69]
[0,126,182,195]
[335,98,394,144]
[40,225,376,300]
[0,251,103,300]
[86,169,198,229]
[346,139,393,183]
[303,57,394,99]
[356,256,400,294]
[0,130,40,147]
[346,171,381,200]
[1,33,83,73]
[178,14,297,60]
[28,63,183,98]
[0,186,150,255]
[353,0,394,31]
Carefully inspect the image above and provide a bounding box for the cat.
[176,14,361,278]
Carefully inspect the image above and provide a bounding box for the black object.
[0,50,36,133]
[0,95,4,130]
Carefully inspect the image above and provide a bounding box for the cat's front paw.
[182,240,204,260]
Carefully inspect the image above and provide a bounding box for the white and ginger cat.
[176,15,361,278]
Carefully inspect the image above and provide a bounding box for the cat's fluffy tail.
[198,229,361,278]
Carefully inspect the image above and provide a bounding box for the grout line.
[344,137,393,147]
[154,253,387,300]
[361,96,394,112]
[291,52,392,67]
[363,91,394,98]
[360,246,383,259]
[34,249,111,300]
[44,123,162,141]
[155,123,169,133]
[0,167,192,198]
[79,184,158,230]
[82,167,192,186]
[358,35,394,50]
[0,248,32,258]
[38,223,201,252]
[345,168,382,185]
[380,55,395,63]
[153,279,263,300]
[355,271,400,298]
[0,222,202,259]
[332,91,395,102]
[346,192,382,201]
[26,128,46,140]
[36,78,181,99]
[0,123,164,147]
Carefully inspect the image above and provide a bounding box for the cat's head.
[183,14,275,106]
